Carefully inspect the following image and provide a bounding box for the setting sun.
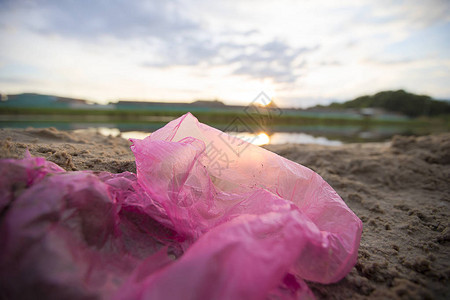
[253,96,272,107]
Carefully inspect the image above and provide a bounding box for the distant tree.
[327,90,450,117]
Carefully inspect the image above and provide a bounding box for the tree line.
[327,90,450,118]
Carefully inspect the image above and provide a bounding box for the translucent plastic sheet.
[0,113,362,299]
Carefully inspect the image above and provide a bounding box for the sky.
[0,0,449,108]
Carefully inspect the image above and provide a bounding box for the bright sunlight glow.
[253,132,271,146]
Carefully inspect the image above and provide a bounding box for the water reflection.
[85,128,152,140]
[255,133,271,145]
[1,120,442,145]
[93,128,341,146]
[271,132,342,146]
[227,131,341,146]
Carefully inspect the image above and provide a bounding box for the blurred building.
[0,93,114,110]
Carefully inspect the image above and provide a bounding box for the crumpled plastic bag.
[0,113,362,299]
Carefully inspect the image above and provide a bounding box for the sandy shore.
[1,127,449,299]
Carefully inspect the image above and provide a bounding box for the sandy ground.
[0,127,449,299]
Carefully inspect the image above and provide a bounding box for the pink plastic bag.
[0,113,362,299]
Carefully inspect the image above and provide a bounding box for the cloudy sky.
[0,0,449,107]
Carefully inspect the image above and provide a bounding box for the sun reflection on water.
[253,132,270,145]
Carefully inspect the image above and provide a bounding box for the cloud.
[5,0,444,86]
[1,0,315,84]
[228,41,315,83]
[142,39,316,83]
[382,0,450,27]
[362,57,417,66]
[342,0,450,27]
[319,61,342,66]
[0,0,199,40]
[0,77,41,84]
